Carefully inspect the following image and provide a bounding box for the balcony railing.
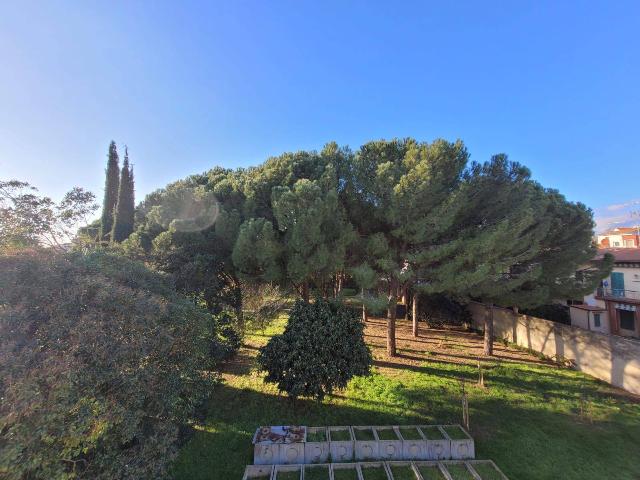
[596,287,640,301]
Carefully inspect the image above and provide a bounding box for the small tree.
[111,147,135,242]
[257,299,372,400]
[0,180,97,251]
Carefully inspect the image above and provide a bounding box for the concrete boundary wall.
[467,301,640,395]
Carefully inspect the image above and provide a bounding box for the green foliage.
[0,250,219,480]
[416,294,472,327]
[211,312,243,360]
[271,177,355,298]
[100,141,120,241]
[521,304,571,325]
[134,137,609,356]
[173,317,640,480]
[416,155,611,307]
[111,148,135,242]
[1,180,97,251]
[257,299,372,400]
[241,282,288,330]
[232,217,282,282]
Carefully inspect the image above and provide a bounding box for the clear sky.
[1,1,638,230]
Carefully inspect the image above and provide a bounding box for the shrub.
[257,299,372,400]
[0,250,219,479]
[416,293,472,327]
[211,311,243,360]
[522,303,571,324]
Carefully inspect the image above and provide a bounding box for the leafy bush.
[257,299,372,400]
[0,250,219,479]
[522,303,571,325]
[211,311,243,360]
[416,293,472,327]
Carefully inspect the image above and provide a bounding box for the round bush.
[0,250,219,479]
[257,298,372,400]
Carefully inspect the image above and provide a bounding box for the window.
[614,241,621,246]
[619,310,636,331]
[593,313,601,328]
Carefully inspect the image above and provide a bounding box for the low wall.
[467,302,640,395]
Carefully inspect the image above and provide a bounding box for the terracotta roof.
[570,304,606,311]
[602,227,640,235]
[597,248,640,263]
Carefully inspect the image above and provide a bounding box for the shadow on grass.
[172,377,640,480]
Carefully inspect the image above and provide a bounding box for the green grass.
[389,464,418,479]
[304,465,330,480]
[332,468,359,480]
[172,318,640,480]
[329,428,352,441]
[248,473,270,479]
[398,427,423,440]
[445,464,475,480]
[353,427,376,441]
[360,465,389,480]
[375,428,399,440]
[307,428,326,442]
[275,470,301,480]
[471,462,504,480]
[417,465,447,480]
[443,425,468,440]
[420,426,445,440]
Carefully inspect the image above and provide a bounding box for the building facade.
[569,248,640,338]
[597,227,640,248]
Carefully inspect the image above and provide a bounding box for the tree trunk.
[412,292,419,337]
[387,278,398,356]
[301,282,310,303]
[362,304,368,322]
[483,303,494,356]
[401,285,408,319]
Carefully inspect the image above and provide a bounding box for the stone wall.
[467,301,640,395]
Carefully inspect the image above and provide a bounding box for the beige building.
[569,248,640,338]
[597,227,640,248]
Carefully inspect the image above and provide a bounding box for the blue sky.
[1,1,638,231]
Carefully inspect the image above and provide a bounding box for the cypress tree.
[99,141,120,241]
[111,147,135,242]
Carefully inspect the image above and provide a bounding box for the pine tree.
[111,147,135,242]
[99,141,120,241]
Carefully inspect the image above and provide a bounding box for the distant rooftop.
[599,227,640,235]
[597,248,640,263]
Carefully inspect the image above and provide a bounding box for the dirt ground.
[363,316,554,373]
[224,315,555,382]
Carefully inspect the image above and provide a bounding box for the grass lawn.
[471,462,506,480]
[442,425,469,440]
[398,426,423,440]
[353,427,376,441]
[329,428,352,441]
[389,464,418,479]
[172,316,640,480]
[421,425,446,440]
[360,465,389,480]
[332,467,360,480]
[375,427,399,440]
[445,463,476,480]
[306,428,327,442]
[417,465,447,480]
[304,465,331,480]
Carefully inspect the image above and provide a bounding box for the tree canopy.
[128,137,610,357]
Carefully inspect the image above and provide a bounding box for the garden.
[172,315,640,480]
